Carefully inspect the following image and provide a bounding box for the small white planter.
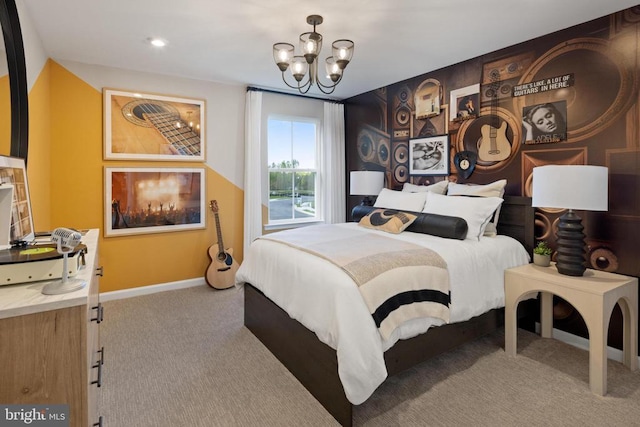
[533,253,551,267]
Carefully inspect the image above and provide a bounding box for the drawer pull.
[96,266,104,277]
[93,415,103,427]
[91,347,104,387]
[91,303,104,323]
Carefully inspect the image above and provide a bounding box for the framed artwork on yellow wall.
[103,89,206,161]
[104,167,205,237]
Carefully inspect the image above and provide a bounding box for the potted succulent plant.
[533,241,552,267]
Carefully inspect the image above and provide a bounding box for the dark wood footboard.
[244,284,352,426]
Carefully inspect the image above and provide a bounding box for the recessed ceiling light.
[149,38,166,47]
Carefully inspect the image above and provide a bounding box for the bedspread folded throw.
[259,224,450,340]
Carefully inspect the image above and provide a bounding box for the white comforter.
[235,223,530,405]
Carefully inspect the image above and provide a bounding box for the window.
[267,117,320,226]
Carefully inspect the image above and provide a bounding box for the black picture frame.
[409,135,450,176]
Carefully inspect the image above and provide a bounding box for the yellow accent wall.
[26,61,51,231]
[23,60,245,292]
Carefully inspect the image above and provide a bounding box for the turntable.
[0,243,87,286]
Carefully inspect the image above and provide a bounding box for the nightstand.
[504,263,638,395]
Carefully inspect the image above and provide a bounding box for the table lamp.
[350,171,384,206]
[532,165,608,276]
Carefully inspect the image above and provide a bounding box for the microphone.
[51,227,82,252]
[41,228,86,295]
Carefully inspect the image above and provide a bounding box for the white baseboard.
[100,277,207,302]
[535,322,640,366]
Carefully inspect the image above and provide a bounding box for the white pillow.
[447,179,507,236]
[374,188,428,212]
[447,179,506,198]
[422,192,504,240]
[402,180,449,195]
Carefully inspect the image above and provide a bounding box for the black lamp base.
[360,196,375,206]
[555,210,586,276]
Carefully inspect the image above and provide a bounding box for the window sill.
[264,220,324,232]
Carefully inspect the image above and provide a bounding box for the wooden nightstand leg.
[505,294,518,356]
[586,303,607,396]
[620,296,638,371]
[540,291,553,338]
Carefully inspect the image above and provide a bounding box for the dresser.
[0,229,104,427]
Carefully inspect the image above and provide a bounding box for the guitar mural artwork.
[478,71,511,162]
[205,200,239,290]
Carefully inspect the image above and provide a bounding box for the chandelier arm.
[315,74,342,89]
[314,74,344,94]
[280,72,313,94]
[314,80,337,95]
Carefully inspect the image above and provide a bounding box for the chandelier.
[273,15,354,95]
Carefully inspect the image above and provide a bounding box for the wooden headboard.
[497,196,534,255]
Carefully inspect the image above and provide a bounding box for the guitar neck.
[490,79,499,149]
[142,109,201,156]
[214,212,224,253]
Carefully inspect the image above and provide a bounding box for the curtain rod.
[246,86,343,104]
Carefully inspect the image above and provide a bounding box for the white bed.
[236,222,530,405]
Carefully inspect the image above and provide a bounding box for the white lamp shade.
[532,165,608,211]
[350,171,384,196]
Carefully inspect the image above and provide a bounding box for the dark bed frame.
[244,196,534,426]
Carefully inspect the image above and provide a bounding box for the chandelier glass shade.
[272,15,354,94]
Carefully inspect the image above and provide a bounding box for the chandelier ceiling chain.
[273,14,354,95]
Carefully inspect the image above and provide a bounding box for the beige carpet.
[98,285,640,426]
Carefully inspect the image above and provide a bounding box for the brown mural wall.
[345,6,640,346]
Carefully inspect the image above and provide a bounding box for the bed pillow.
[422,192,504,240]
[374,188,428,212]
[402,180,449,195]
[352,205,468,240]
[358,209,417,234]
[446,179,507,236]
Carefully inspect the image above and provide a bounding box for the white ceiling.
[21,0,639,100]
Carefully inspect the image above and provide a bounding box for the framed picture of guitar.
[104,88,205,161]
[409,135,450,176]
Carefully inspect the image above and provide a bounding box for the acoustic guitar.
[205,200,238,290]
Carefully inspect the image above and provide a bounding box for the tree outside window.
[267,118,319,225]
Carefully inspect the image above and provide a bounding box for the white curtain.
[322,101,346,223]
[243,90,263,256]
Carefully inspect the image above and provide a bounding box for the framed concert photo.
[409,135,450,176]
[104,167,206,237]
[103,89,205,161]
